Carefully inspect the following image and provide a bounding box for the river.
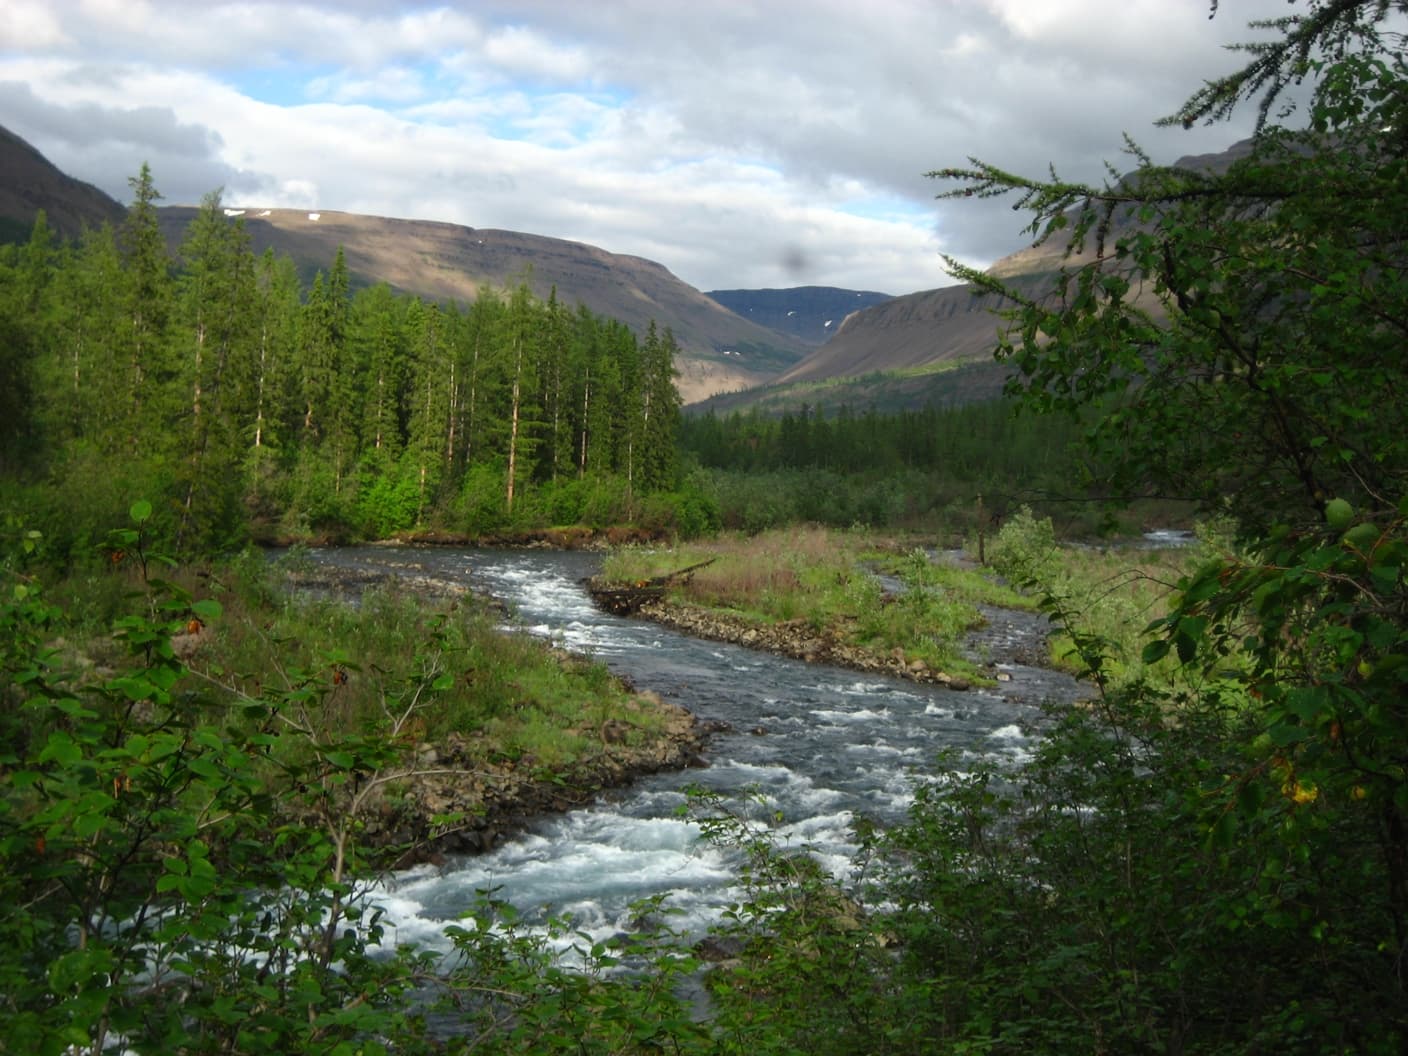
[297,545,1083,958]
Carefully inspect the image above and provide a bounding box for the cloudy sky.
[2,0,1296,295]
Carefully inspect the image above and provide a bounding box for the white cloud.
[0,0,71,49]
[306,65,427,104]
[481,24,593,84]
[1,0,1302,294]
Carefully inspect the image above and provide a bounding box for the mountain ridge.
[705,286,894,346]
[0,123,810,404]
[730,139,1256,411]
[0,125,125,239]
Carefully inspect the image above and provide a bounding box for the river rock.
[633,595,988,691]
[317,682,715,870]
[600,719,632,744]
[695,935,745,962]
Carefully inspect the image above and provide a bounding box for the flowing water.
[297,546,1084,956]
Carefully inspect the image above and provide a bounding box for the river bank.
[584,529,1040,690]
[629,594,977,690]
[354,688,712,868]
[266,550,719,868]
[313,545,1062,947]
[254,523,668,551]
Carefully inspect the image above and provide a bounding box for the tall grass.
[61,549,669,773]
[602,528,1023,679]
[983,507,1234,689]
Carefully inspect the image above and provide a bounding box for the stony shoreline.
[632,596,975,690]
[357,690,715,869]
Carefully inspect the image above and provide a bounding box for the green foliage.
[439,893,713,1056]
[1142,507,1408,860]
[0,245,39,471]
[8,447,182,571]
[984,505,1059,585]
[0,178,691,558]
[979,512,1248,698]
[633,481,722,539]
[577,475,633,530]
[351,452,425,538]
[686,788,907,1056]
[0,509,437,1054]
[882,687,1405,1054]
[455,460,511,535]
[681,397,1111,535]
[881,545,1032,610]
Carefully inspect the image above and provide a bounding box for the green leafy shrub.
[354,460,422,537]
[985,504,1058,586]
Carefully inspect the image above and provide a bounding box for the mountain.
[769,279,1034,386]
[0,126,125,241]
[701,140,1255,415]
[156,206,810,404]
[0,123,809,404]
[686,263,1041,416]
[705,287,893,346]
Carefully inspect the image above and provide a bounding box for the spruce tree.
[117,163,173,448]
[171,191,257,550]
[52,225,126,448]
[403,297,451,522]
[501,283,540,513]
[638,323,682,492]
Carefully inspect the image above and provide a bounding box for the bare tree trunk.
[463,329,481,466]
[509,339,526,512]
[578,364,591,478]
[254,321,268,448]
[550,357,562,482]
[445,355,457,468]
[373,370,385,449]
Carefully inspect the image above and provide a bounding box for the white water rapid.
[299,546,1077,958]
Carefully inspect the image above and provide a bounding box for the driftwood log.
[586,557,716,616]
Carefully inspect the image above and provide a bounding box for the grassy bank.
[981,507,1233,690]
[598,519,1218,691]
[600,527,1031,681]
[211,551,670,770]
[23,538,700,863]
